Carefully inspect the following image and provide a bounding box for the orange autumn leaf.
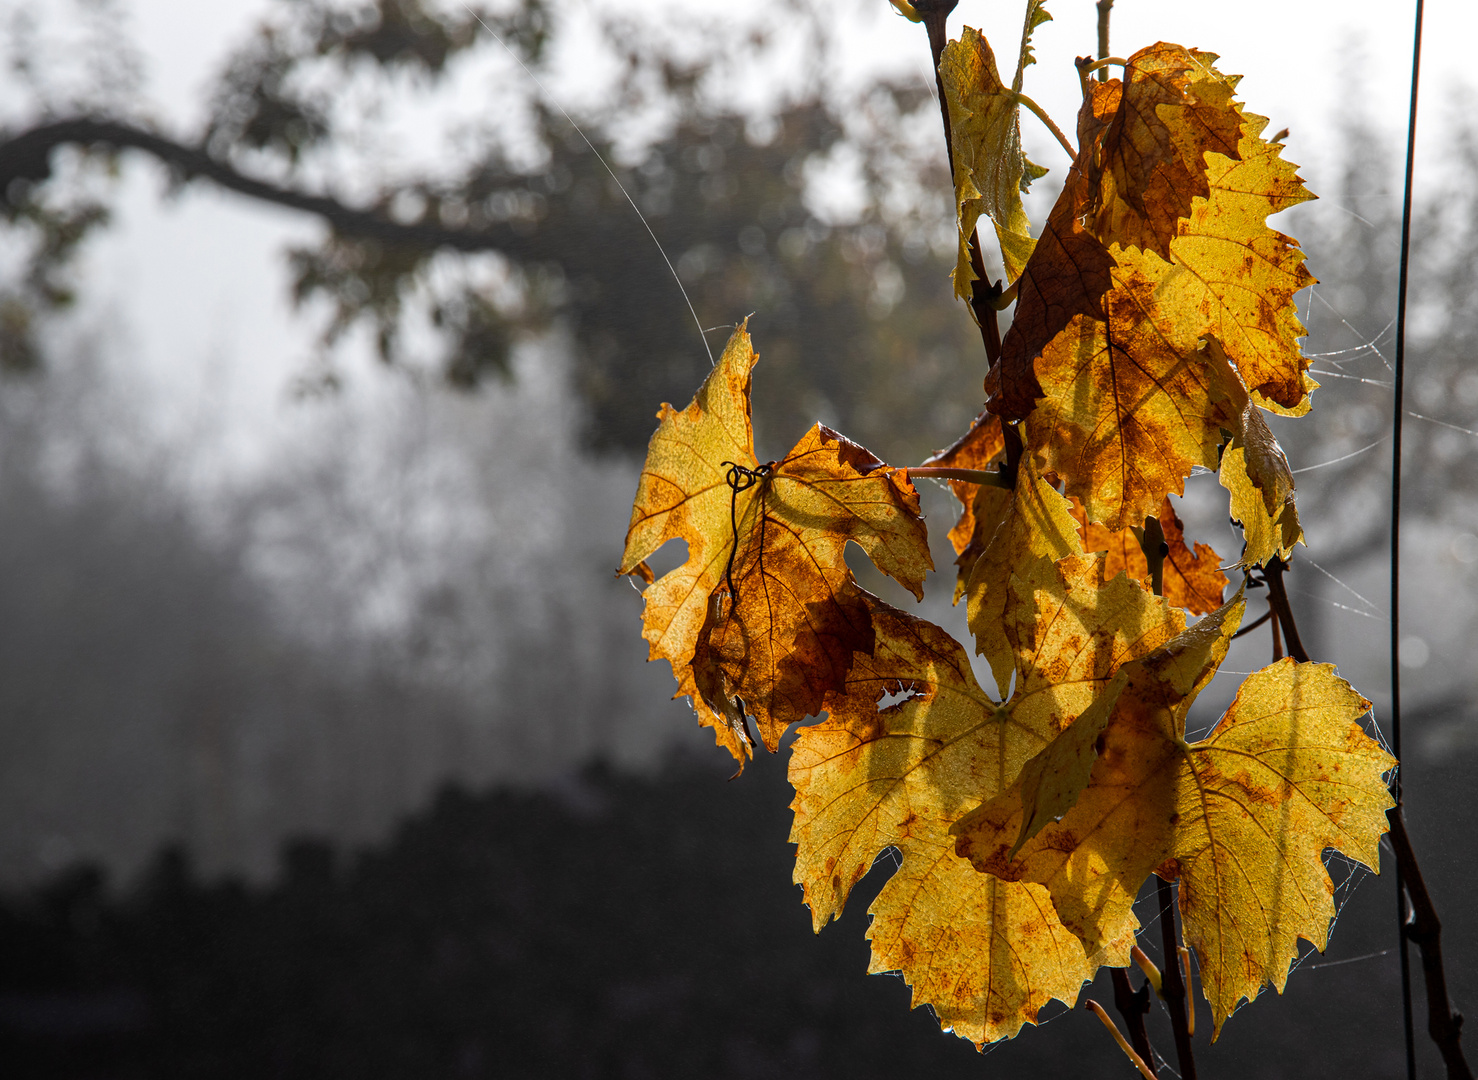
[1089,44,1242,260]
[962,453,1086,695]
[954,599,1395,1035]
[1069,496,1229,614]
[693,424,933,751]
[922,409,1007,601]
[619,324,932,766]
[789,603,1095,1047]
[1022,255,1243,529]
[990,43,1316,530]
[790,557,1180,1044]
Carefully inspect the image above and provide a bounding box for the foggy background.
[1,0,1476,1076]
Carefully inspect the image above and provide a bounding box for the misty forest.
[0,0,1475,1076]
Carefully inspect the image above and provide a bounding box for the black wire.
[1391,4,1425,1079]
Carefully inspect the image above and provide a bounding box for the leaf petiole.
[901,466,1013,489]
[1082,56,1128,75]
[1013,91,1077,161]
[1086,1000,1158,1080]
[1131,945,1164,996]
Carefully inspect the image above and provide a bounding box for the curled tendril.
[719,460,774,608]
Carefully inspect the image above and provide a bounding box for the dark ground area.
[0,747,1470,1079]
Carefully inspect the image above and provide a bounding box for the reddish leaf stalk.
[1086,999,1157,1080]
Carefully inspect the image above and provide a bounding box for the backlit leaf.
[990,43,1316,528]
[620,325,762,761]
[1022,251,1243,529]
[1221,397,1303,566]
[962,453,1085,696]
[789,603,1095,1046]
[1070,496,1229,614]
[620,325,932,765]
[954,602,1395,1035]
[790,557,1181,1043]
[940,10,1052,291]
[693,424,932,750]
[922,409,1007,601]
[1089,44,1242,260]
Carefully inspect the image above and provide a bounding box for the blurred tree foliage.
[0,0,984,461]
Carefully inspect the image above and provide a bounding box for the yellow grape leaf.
[954,602,1395,1035]
[940,8,1052,291]
[789,603,1094,1046]
[1164,109,1318,414]
[1023,251,1243,529]
[620,325,761,762]
[993,45,1317,520]
[790,561,1177,1045]
[619,325,931,765]
[693,423,932,750]
[1070,496,1229,614]
[1090,44,1243,260]
[922,409,1007,601]
[971,595,1243,870]
[963,454,1086,696]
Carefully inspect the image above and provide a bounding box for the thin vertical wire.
[1391,3,1425,1079]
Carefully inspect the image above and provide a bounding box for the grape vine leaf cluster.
[620,17,1395,1051]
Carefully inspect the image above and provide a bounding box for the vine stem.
[901,466,1011,488]
[1158,877,1198,1080]
[1095,0,1115,81]
[1014,91,1076,160]
[1391,3,1425,1077]
[1261,558,1307,661]
[1110,968,1153,1065]
[915,0,1003,364]
[1139,521,1196,1080]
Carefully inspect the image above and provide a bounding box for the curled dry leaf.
[1089,44,1242,260]
[620,324,932,766]
[954,599,1394,1036]
[939,5,1052,290]
[789,556,1182,1044]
